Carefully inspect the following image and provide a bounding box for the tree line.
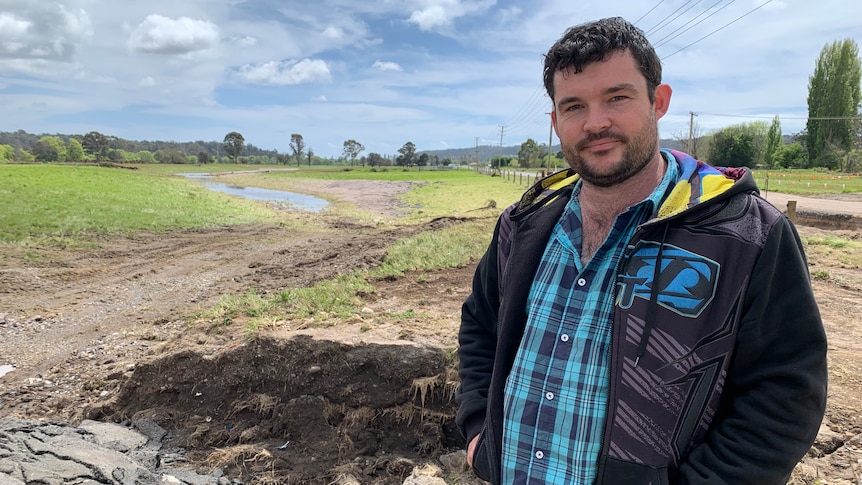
[0,128,457,168]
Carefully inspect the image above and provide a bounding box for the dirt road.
[1,180,862,484]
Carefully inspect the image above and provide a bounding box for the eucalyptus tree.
[290,133,305,166]
[223,131,245,163]
[343,139,365,166]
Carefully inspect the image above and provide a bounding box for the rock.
[402,463,447,484]
[0,418,231,485]
[438,450,468,473]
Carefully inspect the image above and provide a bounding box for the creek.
[180,173,329,212]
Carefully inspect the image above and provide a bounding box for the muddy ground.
[1,179,862,484]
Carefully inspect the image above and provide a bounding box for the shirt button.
[545,392,554,400]
[535,450,544,460]
[577,278,587,286]
[561,334,570,342]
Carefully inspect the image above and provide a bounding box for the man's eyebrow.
[555,83,639,108]
[606,83,638,93]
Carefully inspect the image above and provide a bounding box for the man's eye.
[610,96,628,102]
[566,104,583,111]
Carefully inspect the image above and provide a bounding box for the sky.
[0,0,859,159]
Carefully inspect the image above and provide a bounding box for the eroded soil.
[1,180,861,484]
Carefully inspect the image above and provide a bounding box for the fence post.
[787,200,797,224]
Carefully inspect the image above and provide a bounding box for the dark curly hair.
[543,17,662,103]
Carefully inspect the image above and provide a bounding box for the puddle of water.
[179,173,328,212]
[0,365,14,378]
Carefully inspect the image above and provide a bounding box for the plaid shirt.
[502,159,679,484]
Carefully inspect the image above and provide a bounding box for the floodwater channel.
[179,173,329,212]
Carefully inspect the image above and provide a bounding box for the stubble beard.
[562,114,659,188]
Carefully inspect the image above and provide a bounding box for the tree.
[764,115,782,169]
[396,141,416,166]
[343,139,365,166]
[154,149,187,164]
[773,142,809,169]
[491,155,514,168]
[136,150,157,163]
[223,131,245,163]
[707,125,757,168]
[518,138,541,168]
[81,131,109,159]
[290,133,305,166]
[417,153,430,166]
[673,118,706,159]
[307,148,314,166]
[197,151,213,164]
[0,144,14,161]
[32,136,67,162]
[806,39,862,166]
[67,138,85,161]
[367,152,385,167]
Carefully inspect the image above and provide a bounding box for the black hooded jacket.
[456,150,827,484]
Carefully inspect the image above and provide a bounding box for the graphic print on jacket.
[606,233,746,469]
[617,241,720,318]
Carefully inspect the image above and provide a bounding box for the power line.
[487,1,778,147]
[643,0,697,35]
[652,0,736,49]
[660,0,773,59]
[634,0,666,26]
[698,112,862,121]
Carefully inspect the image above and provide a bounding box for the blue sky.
[0,0,859,159]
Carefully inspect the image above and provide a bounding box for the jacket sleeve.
[678,215,828,484]
[455,216,504,444]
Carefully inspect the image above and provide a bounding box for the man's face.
[551,50,670,187]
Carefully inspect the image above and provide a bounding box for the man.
[456,17,827,485]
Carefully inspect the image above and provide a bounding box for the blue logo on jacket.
[617,241,719,318]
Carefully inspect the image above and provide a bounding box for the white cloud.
[408,5,448,30]
[235,35,257,47]
[0,3,92,61]
[312,95,328,101]
[139,76,157,87]
[372,60,402,72]
[237,58,331,85]
[407,0,496,32]
[322,26,344,40]
[128,14,219,55]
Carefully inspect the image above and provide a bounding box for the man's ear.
[654,83,672,120]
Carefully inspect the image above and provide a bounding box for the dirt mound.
[86,334,462,484]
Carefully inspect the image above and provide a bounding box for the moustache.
[576,131,626,150]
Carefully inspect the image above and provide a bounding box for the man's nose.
[583,106,612,133]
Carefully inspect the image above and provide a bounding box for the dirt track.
[1,181,862,484]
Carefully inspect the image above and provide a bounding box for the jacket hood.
[657,149,758,218]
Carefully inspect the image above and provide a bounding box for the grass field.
[0,164,281,244]
[752,169,862,195]
[6,162,862,248]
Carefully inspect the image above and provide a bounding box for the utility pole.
[688,111,697,157]
[498,125,505,172]
[475,137,480,166]
[547,112,553,173]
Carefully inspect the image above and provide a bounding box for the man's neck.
[579,152,667,219]
[576,152,667,264]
